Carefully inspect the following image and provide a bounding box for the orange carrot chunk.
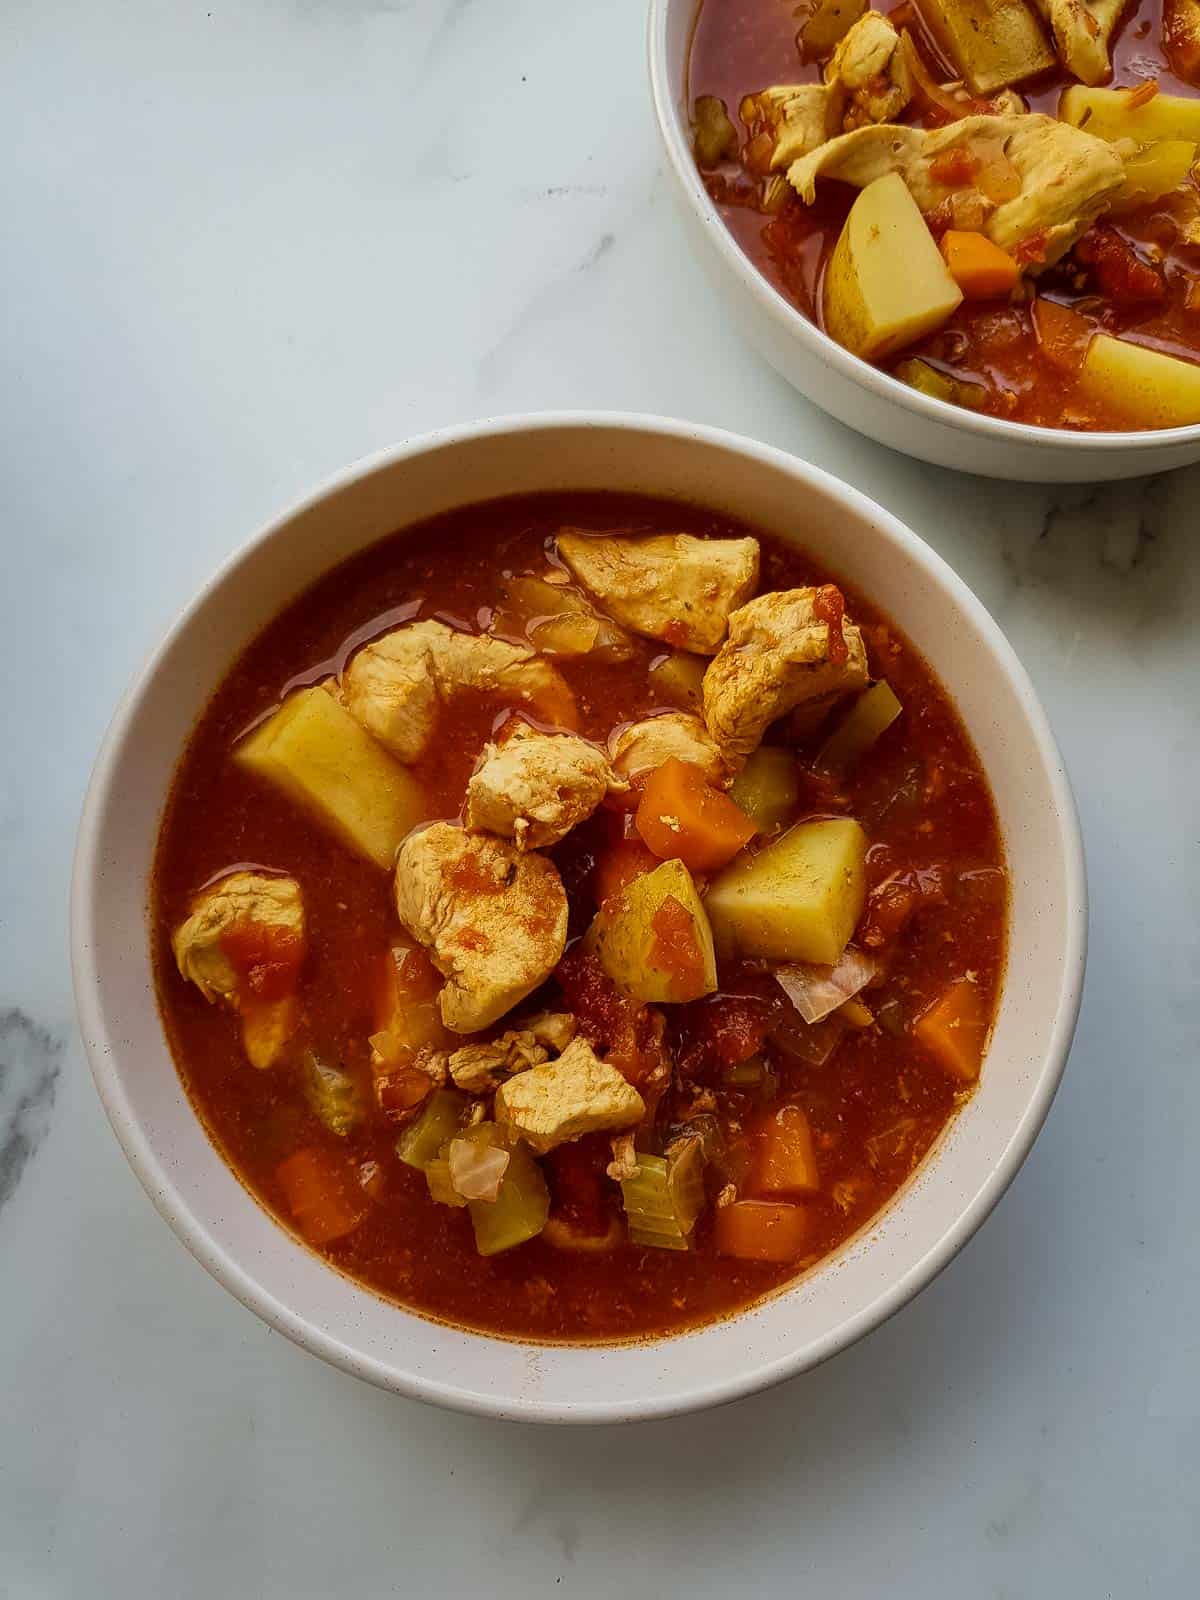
[914,978,989,1084]
[715,1200,811,1263]
[636,757,756,874]
[1032,298,1095,374]
[750,1104,821,1198]
[276,1147,367,1247]
[939,230,1020,299]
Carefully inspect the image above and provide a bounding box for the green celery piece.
[621,1143,707,1249]
[463,1123,550,1256]
[395,1089,467,1171]
[814,681,903,774]
[303,1052,363,1138]
[425,1158,468,1208]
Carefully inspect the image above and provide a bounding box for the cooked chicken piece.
[555,531,760,655]
[1030,0,1129,86]
[703,588,868,763]
[740,84,845,170]
[609,712,729,787]
[606,1132,639,1182]
[172,871,306,1069]
[788,114,1124,268]
[524,1011,578,1053]
[465,723,625,850]
[494,1038,645,1154]
[342,620,576,763]
[448,1031,550,1093]
[393,823,568,1032]
[826,13,913,128]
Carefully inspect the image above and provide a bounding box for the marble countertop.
[3,1,1196,1592]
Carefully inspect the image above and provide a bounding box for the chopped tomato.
[811,583,848,665]
[594,838,659,906]
[555,948,668,1087]
[715,1200,810,1263]
[220,920,306,1002]
[276,1147,366,1247]
[375,1069,434,1118]
[649,895,709,1002]
[1074,225,1166,307]
[929,146,979,186]
[636,757,756,873]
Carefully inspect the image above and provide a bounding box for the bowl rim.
[647,0,1200,455]
[70,410,1087,1422]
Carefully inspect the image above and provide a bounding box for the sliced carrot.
[715,1200,810,1263]
[750,1105,821,1199]
[914,977,989,1084]
[939,230,1020,300]
[1031,298,1095,374]
[594,837,660,906]
[276,1147,367,1247]
[636,757,756,873]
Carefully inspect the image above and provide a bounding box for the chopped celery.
[395,1088,467,1171]
[814,681,903,774]
[621,1143,707,1252]
[839,997,875,1029]
[893,359,985,412]
[425,1158,468,1208]
[728,747,799,833]
[302,1052,363,1138]
[462,1123,550,1256]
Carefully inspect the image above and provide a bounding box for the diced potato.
[235,686,426,870]
[460,1123,550,1257]
[824,174,963,363]
[1077,334,1200,428]
[814,681,903,773]
[727,748,799,833]
[704,818,867,966]
[798,0,867,60]
[648,650,708,714]
[1059,84,1200,145]
[916,0,1054,94]
[1109,141,1198,215]
[493,575,634,662]
[589,857,718,1004]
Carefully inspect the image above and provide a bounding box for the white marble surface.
[2,1,1197,1592]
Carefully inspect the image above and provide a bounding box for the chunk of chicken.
[341,620,576,763]
[393,823,568,1032]
[494,1038,645,1154]
[465,724,625,850]
[703,588,868,762]
[609,711,730,787]
[555,531,760,656]
[606,1132,639,1182]
[1030,0,1129,86]
[788,113,1124,268]
[740,84,845,170]
[826,14,913,128]
[171,871,306,1069]
[447,1010,577,1092]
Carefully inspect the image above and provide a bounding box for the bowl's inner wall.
[81,421,1077,1417]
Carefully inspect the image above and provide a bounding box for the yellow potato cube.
[704,818,867,966]
[589,858,717,1004]
[1078,334,1200,429]
[1059,85,1200,145]
[235,686,427,869]
[823,174,963,363]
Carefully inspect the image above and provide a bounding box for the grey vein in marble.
[0,1009,64,1210]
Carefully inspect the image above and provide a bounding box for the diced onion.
[776,948,877,1025]
[448,1138,510,1203]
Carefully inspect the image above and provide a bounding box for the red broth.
[153,493,1006,1341]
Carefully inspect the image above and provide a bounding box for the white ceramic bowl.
[71,414,1086,1422]
[649,0,1200,482]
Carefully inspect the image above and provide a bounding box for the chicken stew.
[154,493,1007,1341]
[690,0,1200,430]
